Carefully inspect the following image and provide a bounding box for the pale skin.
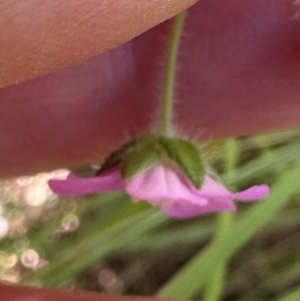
[1,0,300,178]
[0,0,198,87]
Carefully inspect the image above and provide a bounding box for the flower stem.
[158,11,186,136]
[204,139,238,301]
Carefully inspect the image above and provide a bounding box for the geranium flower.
[48,164,269,219]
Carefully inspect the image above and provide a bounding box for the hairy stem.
[158,11,186,136]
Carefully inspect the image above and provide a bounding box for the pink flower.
[48,164,269,219]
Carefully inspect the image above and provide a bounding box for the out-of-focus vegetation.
[2,129,300,301]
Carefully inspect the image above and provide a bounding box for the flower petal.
[161,199,236,219]
[233,185,270,201]
[194,177,269,202]
[125,164,207,205]
[161,176,269,218]
[191,176,232,197]
[48,168,125,196]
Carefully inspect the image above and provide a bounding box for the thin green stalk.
[158,12,186,136]
[204,213,233,301]
[204,139,238,301]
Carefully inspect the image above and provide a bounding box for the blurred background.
[1,129,300,301]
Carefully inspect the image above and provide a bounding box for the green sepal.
[121,139,161,179]
[99,136,152,173]
[159,137,205,188]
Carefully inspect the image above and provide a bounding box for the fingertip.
[0,0,198,87]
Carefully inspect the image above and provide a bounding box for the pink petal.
[191,176,232,197]
[125,164,207,205]
[160,176,269,219]
[48,168,125,196]
[232,185,270,202]
[194,177,269,202]
[161,199,236,219]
